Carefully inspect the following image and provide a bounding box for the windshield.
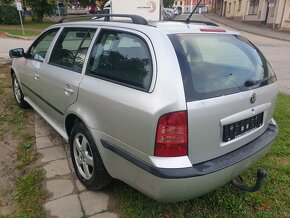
[169,34,276,101]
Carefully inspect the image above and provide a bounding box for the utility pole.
[15,0,25,35]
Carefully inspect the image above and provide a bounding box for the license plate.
[223,113,264,142]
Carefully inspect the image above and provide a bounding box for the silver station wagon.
[9,14,278,202]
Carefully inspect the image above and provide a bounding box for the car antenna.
[185,0,202,24]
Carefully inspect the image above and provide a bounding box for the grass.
[0,16,54,29]
[112,93,290,218]
[0,65,46,217]
[0,83,3,95]
[23,16,55,29]
[0,16,55,36]
[13,170,45,218]
[17,139,37,169]
[0,29,41,36]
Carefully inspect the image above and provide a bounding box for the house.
[211,0,290,31]
[173,0,212,14]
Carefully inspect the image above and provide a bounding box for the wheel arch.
[65,113,82,138]
[11,68,15,76]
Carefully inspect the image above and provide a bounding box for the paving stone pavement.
[34,113,118,218]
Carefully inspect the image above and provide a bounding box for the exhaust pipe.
[231,169,267,192]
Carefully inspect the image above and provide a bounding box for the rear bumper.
[98,123,278,201]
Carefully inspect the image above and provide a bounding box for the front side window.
[169,34,276,101]
[87,30,153,91]
[28,28,59,62]
[50,28,96,72]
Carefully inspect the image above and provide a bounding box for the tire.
[69,121,111,190]
[12,73,30,109]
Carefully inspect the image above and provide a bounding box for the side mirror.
[9,48,25,58]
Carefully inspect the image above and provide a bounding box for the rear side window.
[50,28,96,73]
[169,34,276,101]
[87,29,153,91]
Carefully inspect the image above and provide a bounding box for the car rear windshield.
[169,34,276,101]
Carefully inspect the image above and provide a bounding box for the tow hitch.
[231,169,267,192]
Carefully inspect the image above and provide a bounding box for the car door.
[37,27,97,126]
[19,28,60,106]
[79,28,156,153]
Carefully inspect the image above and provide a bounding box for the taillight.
[154,111,188,157]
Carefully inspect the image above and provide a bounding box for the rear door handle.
[64,85,74,95]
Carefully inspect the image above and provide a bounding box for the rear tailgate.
[169,33,278,164]
[187,84,278,164]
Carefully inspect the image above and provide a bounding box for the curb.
[2,32,35,40]
[204,14,290,42]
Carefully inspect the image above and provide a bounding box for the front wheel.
[69,121,111,190]
[12,74,29,109]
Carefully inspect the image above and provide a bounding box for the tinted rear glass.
[169,34,276,101]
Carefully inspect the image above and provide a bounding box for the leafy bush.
[0,5,22,25]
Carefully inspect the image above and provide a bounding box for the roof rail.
[174,20,218,27]
[58,14,148,25]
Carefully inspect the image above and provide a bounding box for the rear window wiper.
[244,76,273,87]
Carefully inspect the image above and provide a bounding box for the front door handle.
[64,85,74,95]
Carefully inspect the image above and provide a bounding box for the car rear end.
[122,24,278,201]
[82,23,278,202]
[168,28,278,165]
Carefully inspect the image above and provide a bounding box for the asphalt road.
[241,32,290,94]
[0,17,289,93]
[0,37,32,59]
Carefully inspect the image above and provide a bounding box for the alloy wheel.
[73,133,94,180]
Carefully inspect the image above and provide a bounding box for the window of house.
[87,30,153,91]
[249,0,259,15]
[49,28,96,73]
[238,0,242,11]
[228,3,231,12]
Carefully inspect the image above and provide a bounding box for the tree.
[163,0,175,7]
[26,0,55,22]
[0,0,13,5]
[0,5,22,24]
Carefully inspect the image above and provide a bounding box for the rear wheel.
[69,121,111,190]
[12,74,29,109]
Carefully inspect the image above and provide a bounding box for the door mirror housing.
[9,48,25,58]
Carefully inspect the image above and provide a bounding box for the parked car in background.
[9,14,278,202]
[86,5,100,14]
[102,0,111,14]
[173,7,181,15]
[163,8,176,20]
